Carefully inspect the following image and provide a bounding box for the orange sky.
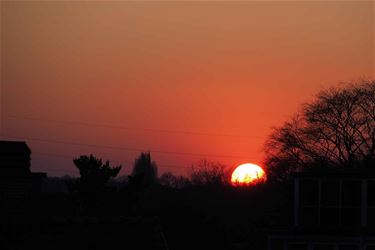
[1,1,374,176]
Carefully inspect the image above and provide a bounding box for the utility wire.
[5,135,256,160]
[33,151,191,176]
[6,115,266,139]
[35,167,77,175]
[33,151,186,169]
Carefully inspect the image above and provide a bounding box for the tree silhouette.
[131,152,158,186]
[73,154,121,194]
[264,80,375,182]
[189,159,228,186]
[159,172,190,188]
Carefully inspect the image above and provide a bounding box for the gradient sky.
[1,1,374,177]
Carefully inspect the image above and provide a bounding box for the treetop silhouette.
[189,159,228,186]
[131,152,158,186]
[73,154,121,193]
[264,80,375,182]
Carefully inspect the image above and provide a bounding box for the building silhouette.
[268,172,375,250]
[0,140,46,217]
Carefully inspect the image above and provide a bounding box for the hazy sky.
[1,1,374,177]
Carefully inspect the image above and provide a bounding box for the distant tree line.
[46,151,232,214]
[68,153,230,193]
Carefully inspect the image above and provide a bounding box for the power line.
[34,151,126,164]
[35,167,77,175]
[6,115,266,139]
[33,151,185,169]
[32,151,191,176]
[5,134,256,160]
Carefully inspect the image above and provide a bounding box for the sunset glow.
[2,1,373,176]
[231,163,266,186]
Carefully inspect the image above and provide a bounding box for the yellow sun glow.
[231,163,266,186]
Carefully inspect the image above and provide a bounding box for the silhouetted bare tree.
[189,159,228,186]
[73,154,121,194]
[264,80,375,182]
[131,152,158,186]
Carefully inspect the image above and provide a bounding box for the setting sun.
[231,163,266,186]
